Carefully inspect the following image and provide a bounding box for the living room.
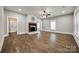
[0,6,79,53]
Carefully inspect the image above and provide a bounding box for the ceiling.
[4,6,75,18]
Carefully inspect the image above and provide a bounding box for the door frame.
[7,16,18,36]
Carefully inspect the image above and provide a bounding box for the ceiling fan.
[42,6,65,18]
[42,10,51,18]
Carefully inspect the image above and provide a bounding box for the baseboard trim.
[0,35,5,52]
[27,31,38,35]
[4,34,8,37]
[17,32,26,35]
[73,34,79,47]
[40,30,73,35]
[53,31,73,35]
[17,31,39,35]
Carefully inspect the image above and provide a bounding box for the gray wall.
[42,14,73,33]
[42,20,50,30]
[56,14,73,33]
[4,10,26,35]
[4,10,42,35]
[0,7,4,36]
[0,6,4,51]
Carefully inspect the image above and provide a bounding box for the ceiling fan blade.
[47,14,51,16]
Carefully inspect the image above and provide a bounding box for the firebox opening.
[29,23,37,32]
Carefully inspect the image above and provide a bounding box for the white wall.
[42,14,73,33]
[4,10,26,35]
[0,6,4,51]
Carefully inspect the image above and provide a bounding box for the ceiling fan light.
[42,15,46,18]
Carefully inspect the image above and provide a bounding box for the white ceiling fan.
[42,10,51,18]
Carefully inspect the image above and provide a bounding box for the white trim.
[0,33,9,52]
[73,33,79,47]
[53,31,73,35]
[17,31,39,35]
[17,32,27,35]
[4,34,8,37]
[28,31,38,35]
[7,16,9,36]
[40,30,73,35]
[73,7,79,47]
[75,34,79,39]
[0,35,5,52]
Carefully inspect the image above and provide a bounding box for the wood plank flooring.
[1,32,79,53]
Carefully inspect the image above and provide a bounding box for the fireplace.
[29,23,37,32]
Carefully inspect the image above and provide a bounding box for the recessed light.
[18,9,22,11]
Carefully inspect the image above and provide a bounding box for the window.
[37,23,40,29]
[76,12,79,35]
[78,19,79,35]
[50,20,56,30]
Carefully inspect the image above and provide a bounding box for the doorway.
[7,17,17,35]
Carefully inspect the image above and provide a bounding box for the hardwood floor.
[1,31,79,53]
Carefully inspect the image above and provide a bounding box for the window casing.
[50,20,56,30]
[76,11,79,35]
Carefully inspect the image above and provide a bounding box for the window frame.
[50,20,56,30]
[76,10,79,35]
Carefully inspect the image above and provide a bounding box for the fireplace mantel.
[29,23,37,32]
